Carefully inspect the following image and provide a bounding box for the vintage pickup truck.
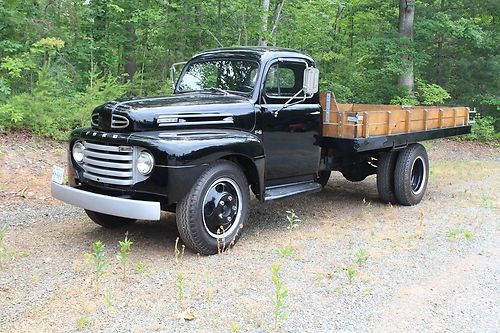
[51,47,471,254]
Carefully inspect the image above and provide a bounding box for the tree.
[398,0,415,94]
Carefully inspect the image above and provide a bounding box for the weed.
[448,229,461,238]
[103,292,115,310]
[174,237,185,265]
[345,267,357,283]
[177,272,185,300]
[133,262,148,274]
[271,264,288,331]
[116,233,133,280]
[354,248,369,266]
[76,315,91,329]
[463,231,473,241]
[17,251,29,257]
[276,246,294,258]
[85,241,106,294]
[0,224,7,262]
[228,322,243,332]
[285,210,301,233]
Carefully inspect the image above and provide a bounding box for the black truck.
[51,47,471,254]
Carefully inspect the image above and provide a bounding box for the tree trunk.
[398,0,415,94]
[123,26,137,82]
[259,0,270,46]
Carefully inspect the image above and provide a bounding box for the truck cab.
[51,47,470,254]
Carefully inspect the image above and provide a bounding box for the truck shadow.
[82,175,381,254]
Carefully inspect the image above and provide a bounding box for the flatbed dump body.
[319,92,471,153]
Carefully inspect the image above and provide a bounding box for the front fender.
[129,129,265,203]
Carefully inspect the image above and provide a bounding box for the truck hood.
[91,93,256,132]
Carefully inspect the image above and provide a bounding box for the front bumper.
[51,182,161,220]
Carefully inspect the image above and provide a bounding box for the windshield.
[177,59,259,96]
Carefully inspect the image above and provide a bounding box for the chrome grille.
[81,141,135,185]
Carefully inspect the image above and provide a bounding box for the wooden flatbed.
[319,92,472,153]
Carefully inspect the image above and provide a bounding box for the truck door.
[259,59,321,182]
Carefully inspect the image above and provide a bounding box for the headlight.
[136,151,154,175]
[72,141,85,163]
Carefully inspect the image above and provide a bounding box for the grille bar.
[82,141,135,185]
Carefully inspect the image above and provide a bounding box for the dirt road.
[0,134,499,332]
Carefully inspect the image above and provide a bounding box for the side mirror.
[303,67,319,97]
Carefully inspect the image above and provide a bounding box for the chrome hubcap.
[202,177,242,238]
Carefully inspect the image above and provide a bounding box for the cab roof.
[191,47,314,64]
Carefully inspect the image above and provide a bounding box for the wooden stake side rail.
[320,92,470,139]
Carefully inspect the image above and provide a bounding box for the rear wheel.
[176,160,249,255]
[394,144,429,206]
[85,210,136,228]
[377,150,399,204]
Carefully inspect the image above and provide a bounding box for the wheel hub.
[202,178,241,238]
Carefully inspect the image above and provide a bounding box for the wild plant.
[285,210,301,233]
[354,248,369,266]
[345,266,357,283]
[271,264,288,331]
[76,315,90,329]
[463,230,473,241]
[174,237,185,265]
[275,246,294,258]
[177,272,185,301]
[86,241,106,293]
[116,233,133,280]
[103,292,115,310]
[0,224,7,262]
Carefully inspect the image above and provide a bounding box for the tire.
[394,144,429,206]
[316,170,331,188]
[176,160,250,255]
[85,210,136,228]
[377,150,399,204]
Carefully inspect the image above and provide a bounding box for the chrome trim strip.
[157,113,233,119]
[83,172,134,186]
[84,150,133,161]
[84,141,122,152]
[82,165,133,178]
[51,182,161,220]
[158,118,233,127]
[82,157,132,169]
[111,114,130,129]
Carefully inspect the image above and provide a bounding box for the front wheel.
[176,160,250,255]
[85,210,136,228]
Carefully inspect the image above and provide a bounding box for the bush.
[0,76,127,140]
[463,114,500,142]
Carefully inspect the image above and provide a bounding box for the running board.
[264,181,322,202]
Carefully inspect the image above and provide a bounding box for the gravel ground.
[0,137,499,333]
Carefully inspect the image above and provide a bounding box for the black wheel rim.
[202,177,242,238]
[410,156,426,195]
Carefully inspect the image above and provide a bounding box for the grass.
[354,248,369,266]
[345,267,357,283]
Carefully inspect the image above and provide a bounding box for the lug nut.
[227,196,233,201]
[219,201,225,206]
[227,216,232,222]
[232,205,237,211]
[218,213,223,219]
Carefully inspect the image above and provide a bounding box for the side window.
[264,62,305,98]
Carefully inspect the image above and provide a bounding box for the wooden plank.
[405,110,411,133]
[387,111,392,135]
[362,112,369,138]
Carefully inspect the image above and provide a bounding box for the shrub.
[462,114,499,142]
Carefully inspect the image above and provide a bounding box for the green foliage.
[76,315,91,329]
[271,263,288,331]
[285,210,301,232]
[276,246,294,258]
[462,115,499,142]
[0,75,127,139]
[354,248,369,266]
[0,0,497,140]
[86,241,106,293]
[345,266,357,283]
[177,272,185,300]
[116,233,133,280]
